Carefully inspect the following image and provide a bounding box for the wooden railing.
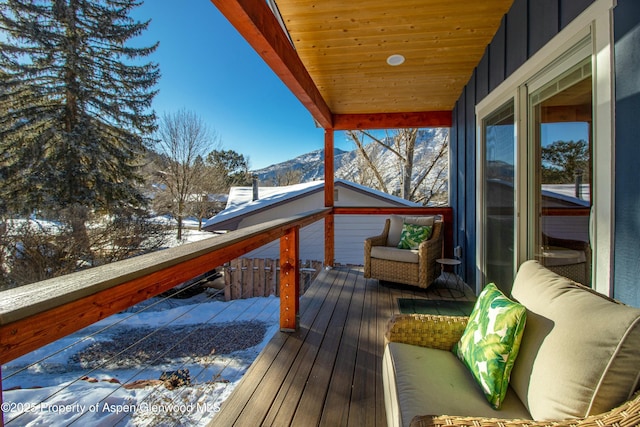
[0,206,453,424]
[0,208,330,366]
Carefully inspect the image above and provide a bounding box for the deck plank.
[289,268,358,426]
[264,268,349,425]
[319,269,366,426]
[211,267,475,427]
[212,268,336,425]
[376,278,394,426]
[347,273,378,426]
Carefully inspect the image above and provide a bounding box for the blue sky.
[131,1,353,170]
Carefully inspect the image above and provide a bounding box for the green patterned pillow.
[453,283,527,409]
[397,222,433,250]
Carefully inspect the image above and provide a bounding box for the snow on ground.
[2,294,281,426]
[1,220,281,426]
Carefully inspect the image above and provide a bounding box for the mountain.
[252,128,449,198]
[252,147,351,184]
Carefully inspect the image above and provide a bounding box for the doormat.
[397,298,476,316]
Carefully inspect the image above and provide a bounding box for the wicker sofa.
[364,215,443,289]
[382,260,640,427]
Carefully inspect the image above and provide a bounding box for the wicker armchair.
[364,217,443,289]
[540,233,591,286]
[385,312,640,427]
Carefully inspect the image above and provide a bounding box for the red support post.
[324,214,335,267]
[324,129,334,207]
[279,226,300,332]
[324,128,335,267]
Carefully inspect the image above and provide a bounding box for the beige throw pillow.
[509,261,640,420]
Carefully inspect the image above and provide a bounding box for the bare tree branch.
[340,128,449,206]
[346,130,389,194]
[410,136,448,200]
[156,109,219,240]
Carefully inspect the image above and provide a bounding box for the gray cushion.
[371,246,419,263]
[383,342,532,427]
[387,215,435,247]
[510,260,640,420]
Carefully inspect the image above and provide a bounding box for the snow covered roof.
[203,179,419,231]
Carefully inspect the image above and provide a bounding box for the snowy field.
[1,219,281,426]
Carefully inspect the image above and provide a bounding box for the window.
[476,0,614,294]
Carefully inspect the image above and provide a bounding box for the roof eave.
[209,0,453,130]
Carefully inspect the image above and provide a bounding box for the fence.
[223,258,323,301]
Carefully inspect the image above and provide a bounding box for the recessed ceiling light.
[387,54,405,66]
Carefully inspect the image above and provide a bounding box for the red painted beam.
[332,111,452,130]
[209,0,333,129]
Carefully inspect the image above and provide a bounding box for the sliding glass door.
[481,101,516,293]
[475,5,614,295]
[529,58,593,286]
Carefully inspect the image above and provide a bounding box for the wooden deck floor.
[211,266,475,427]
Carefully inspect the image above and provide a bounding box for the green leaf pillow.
[453,283,527,409]
[397,222,433,250]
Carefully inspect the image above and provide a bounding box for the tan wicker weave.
[542,234,592,286]
[545,262,589,287]
[385,314,640,427]
[364,218,443,289]
[385,313,468,350]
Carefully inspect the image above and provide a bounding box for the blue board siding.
[613,0,640,307]
[506,0,528,75]
[450,0,596,291]
[561,0,596,29]
[464,78,477,286]
[528,0,559,55]
[490,17,507,92]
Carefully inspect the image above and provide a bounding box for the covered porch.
[3,0,639,424]
[212,266,475,426]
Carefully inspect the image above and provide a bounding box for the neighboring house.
[203,179,421,265]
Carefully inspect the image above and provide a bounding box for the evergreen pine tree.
[0,0,159,248]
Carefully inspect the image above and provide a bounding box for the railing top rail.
[0,208,330,328]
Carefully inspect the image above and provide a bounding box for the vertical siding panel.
[450,102,459,245]
[506,0,528,77]
[464,75,477,287]
[528,0,559,56]
[476,49,490,102]
[560,0,595,29]
[489,17,507,91]
[613,0,640,307]
[456,92,467,282]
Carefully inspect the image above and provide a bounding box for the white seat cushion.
[371,246,419,263]
[383,342,532,427]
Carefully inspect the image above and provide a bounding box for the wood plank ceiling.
[211,0,513,129]
[274,0,513,117]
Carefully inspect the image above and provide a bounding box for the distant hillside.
[252,147,351,184]
[252,128,449,199]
